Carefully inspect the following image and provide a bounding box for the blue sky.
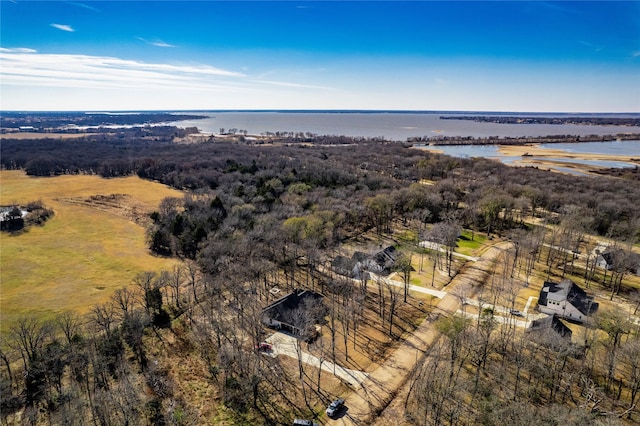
[1,1,639,112]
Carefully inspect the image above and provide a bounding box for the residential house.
[331,254,381,280]
[528,314,572,340]
[595,247,640,276]
[261,289,326,339]
[331,245,402,279]
[537,279,598,323]
[527,314,583,356]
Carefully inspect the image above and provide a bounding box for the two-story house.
[537,279,598,322]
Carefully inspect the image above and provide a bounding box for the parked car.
[293,419,319,426]
[509,309,524,317]
[255,342,272,352]
[326,398,345,417]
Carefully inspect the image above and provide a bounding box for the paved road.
[419,240,479,262]
[367,272,447,299]
[265,332,369,388]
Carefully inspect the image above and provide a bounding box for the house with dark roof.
[527,314,583,356]
[537,279,598,323]
[528,315,572,340]
[331,254,382,279]
[595,248,640,276]
[331,245,402,279]
[261,289,326,339]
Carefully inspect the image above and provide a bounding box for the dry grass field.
[0,170,184,332]
[0,132,90,140]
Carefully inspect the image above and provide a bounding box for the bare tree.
[167,264,184,311]
[395,254,413,303]
[55,311,83,345]
[595,309,632,391]
[88,303,117,336]
[386,282,401,338]
[8,317,52,409]
[9,316,51,370]
[620,338,640,412]
[185,259,201,305]
[111,287,136,320]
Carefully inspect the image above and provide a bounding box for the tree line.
[2,130,638,240]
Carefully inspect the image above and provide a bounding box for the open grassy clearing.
[0,171,184,332]
[456,229,487,255]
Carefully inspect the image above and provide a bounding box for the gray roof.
[538,279,598,316]
[332,245,402,278]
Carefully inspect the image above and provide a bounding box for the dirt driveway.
[332,242,511,425]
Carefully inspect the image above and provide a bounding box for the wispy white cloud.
[137,37,176,48]
[69,2,101,13]
[0,47,38,53]
[0,51,246,92]
[578,40,603,52]
[249,79,332,90]
[632,51,640,58]
[538,1,577,15]
[151,40,175,48]
[51,23,75,32]
[0,49,337,110]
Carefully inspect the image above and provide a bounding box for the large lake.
[171,111,640,141]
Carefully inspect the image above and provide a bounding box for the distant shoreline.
[411,133,640,146]
[439,115,640,127]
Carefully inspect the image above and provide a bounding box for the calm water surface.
[538,140,640,156]
[172,112,640,170]
[172,112,640,141]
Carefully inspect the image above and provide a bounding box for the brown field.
[0,132,90,140]
[0,170,184,332]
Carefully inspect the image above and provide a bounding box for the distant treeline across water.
[410,133,640,146]
[439,115,640,127]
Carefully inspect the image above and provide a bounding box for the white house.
[595,247,640,276]
[537,279,598,323]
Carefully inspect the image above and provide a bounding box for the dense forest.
[1,128,639,425]
[2,129,639,239]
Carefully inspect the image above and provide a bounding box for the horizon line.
[3,109,640,115]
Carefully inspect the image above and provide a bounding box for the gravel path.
[337,241,512,426]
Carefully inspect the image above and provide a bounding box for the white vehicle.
[293,420,319,426]
[325,398,345,417]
